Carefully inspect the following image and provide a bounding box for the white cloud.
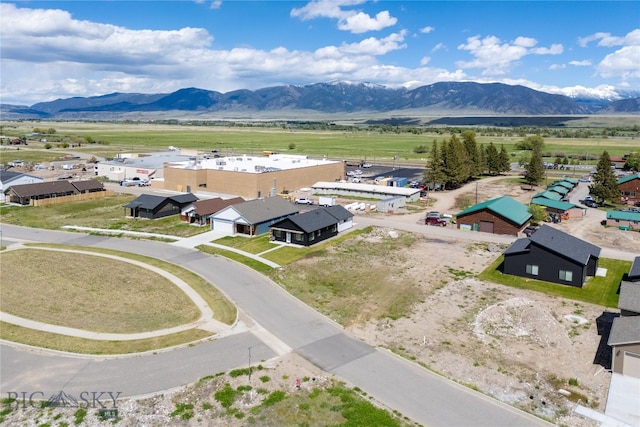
[579,29,640,48]
[291,0,395,34]
[338,10,397,34]
[209,0,222,9]
[597,45,640,80]
[456,34,563,76]
[569,60,591,67]
[431,43,445,53]
[549,64,566,70]
[420,26,434,34]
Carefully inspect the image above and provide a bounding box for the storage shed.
[455,196,531,236]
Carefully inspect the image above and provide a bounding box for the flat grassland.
[1,119,638,165]
[1,248,200,333]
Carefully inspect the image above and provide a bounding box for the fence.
[30,190,116,207]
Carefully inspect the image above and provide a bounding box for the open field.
[1,119,638,166]
[1,248,200,333]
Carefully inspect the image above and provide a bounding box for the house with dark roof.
[210,196,300,236]
[5,180,77,205]
[608,257,640,379]
[0,169,43,202]
[71,179,105,194]
[606,210,640,230]
[123,193,198,219]
[618,173,640,206]
[270,205,354,246]
[502,224,601,287]
[455,196,531,236]
[180,197,245,225]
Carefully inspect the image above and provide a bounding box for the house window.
[294,233,303,242]
[559,270,573,281]
[526,264,539,276]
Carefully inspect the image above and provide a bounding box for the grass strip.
[0,321,213,355]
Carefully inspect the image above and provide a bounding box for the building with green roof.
[606,210,640,230]
[455,196,531,236]
[618,173,640,206]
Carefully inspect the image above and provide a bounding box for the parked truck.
[318,196,336,207]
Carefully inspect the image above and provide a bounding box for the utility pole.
[248,346,252,381]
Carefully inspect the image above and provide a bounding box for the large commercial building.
[158,154,345,199]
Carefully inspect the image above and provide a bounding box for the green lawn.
[0,194,207,237]
[479,257,629,307]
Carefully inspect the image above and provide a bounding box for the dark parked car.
[523,226,538,237]
[425,216,447,226]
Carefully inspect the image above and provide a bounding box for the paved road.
[0,224,550,426]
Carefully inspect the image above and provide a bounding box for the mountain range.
[2,81,639,120]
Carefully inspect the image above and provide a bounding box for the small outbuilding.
[455,196,531,236]
[124,193,198,219]
[606,210,640,230]
[502,224,601,288]
[530,197,585,219]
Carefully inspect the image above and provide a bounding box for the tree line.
[423,130,511,189]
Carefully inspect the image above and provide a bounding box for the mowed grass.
[0,248,201,333]
[479,256,628,308]
[0,322,213,355]
[0,194,207,238]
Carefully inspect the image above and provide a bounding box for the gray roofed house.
[502,224,601,287]
[270,205,354,246]
[608,268,640,379]
[124,193,198,219]
[630,257,640,282]
[210,196,300,236]
[181,197,245,226]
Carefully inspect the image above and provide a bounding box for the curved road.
[0,224,550,426]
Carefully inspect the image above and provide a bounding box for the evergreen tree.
[442,134,469,188]
[485,142,500,175]
[524,141,545,186]
[461,130,479,177]
[424,140,446,189]
[478,144,488,175]
[498,144,511,173]
[589,151,621,205]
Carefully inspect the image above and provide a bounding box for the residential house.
[270,205,354,246]
[618,173,640,206]
[180,197,244,226]
[608,257,640,379]
[71,179,105,194]
[0,169,43,202]
[606,210,640,230]
[124,193,198,219]
[455,196,531,235]
[5,180,77,205]
[502,224,601,288]
[210,196,299,236]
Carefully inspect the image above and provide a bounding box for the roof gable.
[273,208,338,233]
[71,179,104,192]
[617,173,640,185]
[528,224,601,265]
[618,281,640,313]
[124,194,167,210]
[192,197,244,216]
[608,316,640,346]
[6,180,76,197]
[231,197,299,224]
[456,196,531,226]
[325,205,353,221]
[533,191,562,201]
[168,193,198,204]
[531,197,577,211]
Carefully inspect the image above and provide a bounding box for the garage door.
[213,219,234,234]
[479,221,494,233]
[623,352,640,378]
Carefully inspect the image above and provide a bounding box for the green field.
[1,119,638,166]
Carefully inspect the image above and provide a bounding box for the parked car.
[294,197,314,205]
[361,163,372,168]
[425,210,441,219]
[523,226,538,237]
[425,216,447,226]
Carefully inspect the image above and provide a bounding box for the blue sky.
[1,1,638,105]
